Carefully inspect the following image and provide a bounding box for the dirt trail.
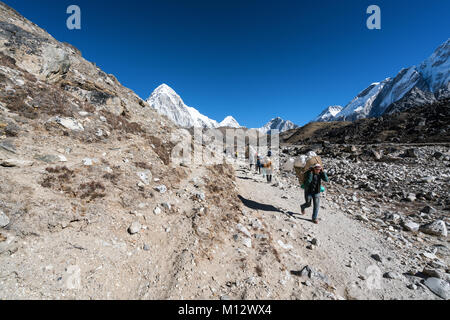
[233,162,440,300]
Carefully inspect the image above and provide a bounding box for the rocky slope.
[237,163,449,300]
[1,1,448,301]
[276,143,449,299]
[282,98,450,145]
[0,1,261,299]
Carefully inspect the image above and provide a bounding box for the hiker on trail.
[301,163,329,224]
[262,151,273,183]
[256,154,261,174]
[249,148,256,170]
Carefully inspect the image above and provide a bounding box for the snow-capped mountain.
[219,116,240,128]
[259,117,298,134]
[314,105,343,122]
[147,84,241,129]
[316,38,450,122]
[333,80,390,121]
[419,39,450,96]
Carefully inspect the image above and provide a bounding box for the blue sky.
[4,0,450,127]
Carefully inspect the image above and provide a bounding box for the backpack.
[294,166,307,187]
[294,155,324,190]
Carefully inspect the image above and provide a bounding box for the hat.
[312,163,322,169]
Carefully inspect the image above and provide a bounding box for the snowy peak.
[259,117,298,134]
[219,116,240,128]
[418,38,450,95]
[146,84,219,128]
[315,38,450,122]
[315,105,343,122]
[333,79,389,121]
[147,84,241,128]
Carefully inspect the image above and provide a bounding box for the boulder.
[128,221,141,234]
[383,272,401,280]
[53,117,84,131]
[402,220,420,232]
[0,210,10,228]
[236,223,251,238]
[137,171,151,185]
[421,206,437,214]
[154,185,167,194]
[424,277,449,299]
[1,159,34,167]
[371,253,383,263]
[420,220,447,237]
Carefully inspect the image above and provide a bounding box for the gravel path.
[234,163,441,300]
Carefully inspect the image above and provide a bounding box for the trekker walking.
[256,154,261,174]
[262,151,273,183]
[301,163,328,224]
[249,148,256,170]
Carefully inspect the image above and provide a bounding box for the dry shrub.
[162,167,188,189]
[41,166,77,197]
[100,110,145,135]
[255,265,263,277]
[103,172,120,185]
[134,162,152,170]
[0,52,17,69]
[1,81,75,119]
[146,135,175,166]
[79,181,106,201]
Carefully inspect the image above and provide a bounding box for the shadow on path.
[237,176,253,180]
[237,195,316,224]
[288,213,316,224]
[238,195,295,216]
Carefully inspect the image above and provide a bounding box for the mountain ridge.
[315,38,450,122]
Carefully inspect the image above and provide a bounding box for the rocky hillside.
[281,98,450,145]
[0,2,277,299]
[1,1,448,301]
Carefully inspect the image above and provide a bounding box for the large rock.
[137,171,151,185]
[424,277,449,299]
[0,140,16,153]
[42,46,71,82]
[402,220,420,232]
[154,185,167,194]
[421,206,437,214]
[420,220,448,237]
[236,223,251,238]
[1,159,34,167]
[34,154,60,163]
[53,117,84,131]
[128,222,141,234]
[0,210,10,227]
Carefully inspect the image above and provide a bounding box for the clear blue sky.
[4,0,450,127]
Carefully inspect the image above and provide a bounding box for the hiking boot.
[301,208,305,215]
[313,219,319,224]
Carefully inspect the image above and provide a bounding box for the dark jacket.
[304,170,329,194]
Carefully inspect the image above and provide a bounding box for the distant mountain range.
[147,84,298,132]
[258,117,299,134]
[315,39,449,122]
[314,106,343,122]
[147,84,230,128]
